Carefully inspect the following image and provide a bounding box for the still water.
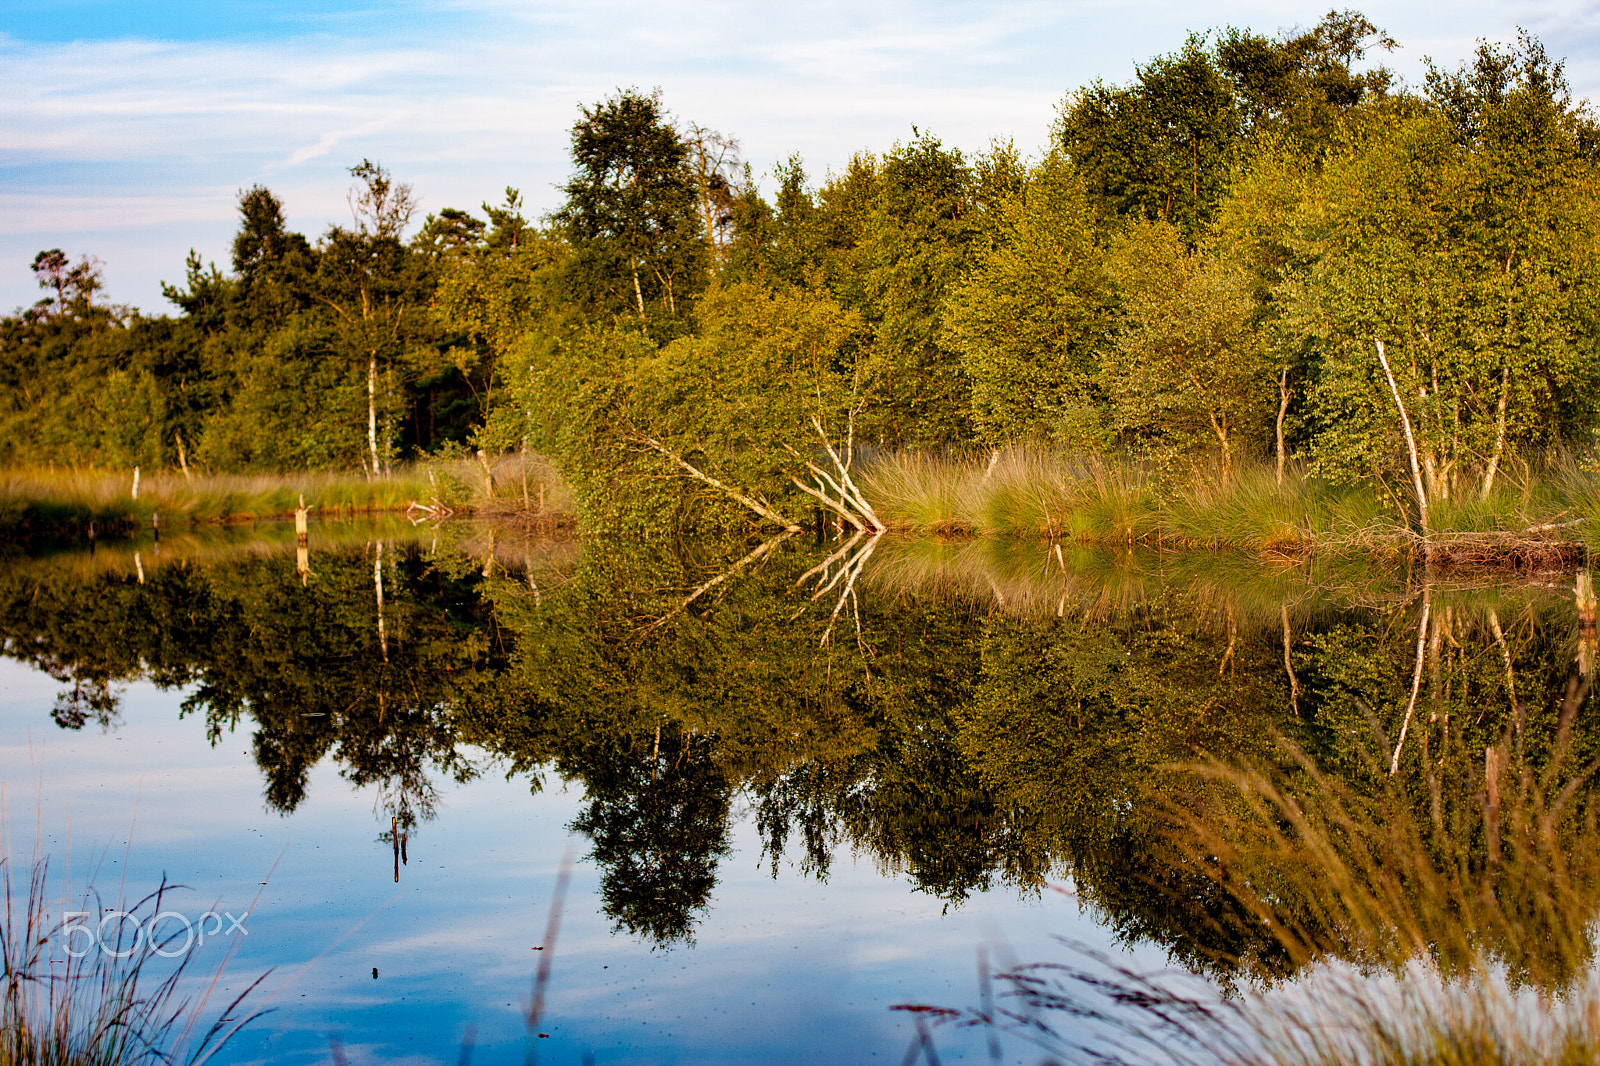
[0,521,1592,1063]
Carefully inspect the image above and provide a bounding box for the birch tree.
[1102,219,1272,483]
[313,160,422,475]
[1288,45,1600,508]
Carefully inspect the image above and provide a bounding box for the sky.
[4,0,1599,315]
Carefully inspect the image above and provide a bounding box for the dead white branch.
[636,436,802,531]
[811,416,883,529]
[1375,339,1431,546]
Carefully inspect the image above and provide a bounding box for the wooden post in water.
[131,466,140,500]
[295,495,310,585]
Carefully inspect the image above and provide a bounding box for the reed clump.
[933,679,1600,1065]
[863,450,1160,541]
[0,856,263,1066]
[861,449,1600,562]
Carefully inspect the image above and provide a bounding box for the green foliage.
[510,281,866,532]
[7,21,1600,553]
[553,89,707,328]
[1286,95,1600,496]
[1102,219,1273,480]
[1057,35,1245,241]
[944,153,1113,444]
[856,133,980,448]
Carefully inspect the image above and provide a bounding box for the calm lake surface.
[0,520,1592,1063]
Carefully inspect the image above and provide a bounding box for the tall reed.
[860,448,1600,559]
[0,856,264,1066]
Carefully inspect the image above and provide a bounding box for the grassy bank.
[0,453,574,544]
[862,451,1599,562]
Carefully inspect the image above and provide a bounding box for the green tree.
[310,160,429,474]
[553,89,706,329]
[428,190,573,447]
[1057,36,1244,241]
[1284,45,1600,508]
[857,133,980,448]
[1102,220,1271,482]
[944,153,1114,445]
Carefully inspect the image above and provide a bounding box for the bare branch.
[635,436,801,530]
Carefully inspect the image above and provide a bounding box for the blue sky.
[4,0,1598,313]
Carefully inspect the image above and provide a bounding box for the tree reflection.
[571,725,731,946]
[1,532,1598,977]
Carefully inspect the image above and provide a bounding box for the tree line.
[5,14,1598,531]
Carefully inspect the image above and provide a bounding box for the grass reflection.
[945,671,1600,1064]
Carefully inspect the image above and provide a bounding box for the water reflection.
[1,523,1594,983]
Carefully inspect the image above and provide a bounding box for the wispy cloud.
[276,112,409,169]
[2,0,1593,311]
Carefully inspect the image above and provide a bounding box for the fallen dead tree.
[786,416,884,533]
[632,435,803,531]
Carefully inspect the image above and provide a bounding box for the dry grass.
[0,453,573,542]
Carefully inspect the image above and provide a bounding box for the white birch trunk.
[1481,366,1510,500]
[367,354,379,478]
[1375,339,1431,545]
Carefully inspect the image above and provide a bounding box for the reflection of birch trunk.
[1485,745,1502,865]
[1577,570,1597,676]
[1488,609,1518,714]
[1218,605,1237,677]
[375,541,388,662]
[1389,583,1432,776]
[1375,339,1431,551]
[525,546,541,607]
[1281,604,1299,714]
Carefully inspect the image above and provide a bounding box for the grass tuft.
[0,855,265,1065]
